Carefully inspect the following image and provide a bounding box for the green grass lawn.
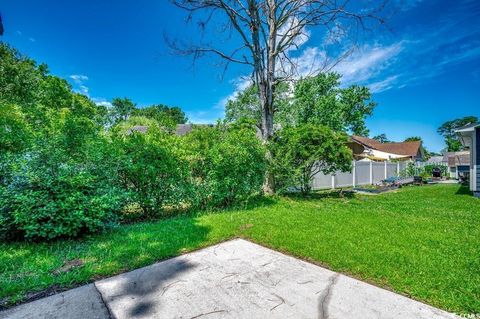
[1,184,479,314]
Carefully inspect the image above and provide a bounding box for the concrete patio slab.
[95,239,459,319]
[0,284,109,319]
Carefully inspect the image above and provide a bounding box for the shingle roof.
[351,135,422,157]
[443,151,470,167]
[127,125,149,134]
[175,124,214,136]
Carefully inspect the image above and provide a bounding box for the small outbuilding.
[443,151,470,179]
[456,123,479,198]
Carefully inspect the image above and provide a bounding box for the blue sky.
[1,0,479,152]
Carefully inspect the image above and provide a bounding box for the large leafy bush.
[182,125,266,208]
[0,114,125,240]
[270,124,352,194]
[114,124,189,217]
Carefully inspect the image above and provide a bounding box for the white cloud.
[216,42,404,110]
[91,98,112,108]
[277,17,311,53]
[69,74,90,96]
[70,74,89,84]
[28,37,36,42]
[332,42,404,86]
[368,75,400,93]
[290,47,328,77]
[79,85,89,96]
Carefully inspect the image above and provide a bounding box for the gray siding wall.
[476,128,480,191]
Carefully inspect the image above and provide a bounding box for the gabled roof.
[443,151,470,167]
[175,124,215,136]
[127,125,149,134]
[351,135,422,157]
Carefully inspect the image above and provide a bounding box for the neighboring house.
[443,151,470,179]
[455,123,480,197]
[175,124,214,136]
[426,155,446,165]
[127,125,148,134]
[350,135,424,161]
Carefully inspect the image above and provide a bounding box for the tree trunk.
[261,99,275,195]
[259,0,277,195]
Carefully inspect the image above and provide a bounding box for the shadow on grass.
[0,216,212,310]
[455,185,473,196]
[1,194,275,309]
[283,189,355,201]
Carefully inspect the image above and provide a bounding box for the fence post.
[369,161,373,185]
[352,161,356,187]
[397,162,400,176]
[331,175,335,189]
[384,161,388,179]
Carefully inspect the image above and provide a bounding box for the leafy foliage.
[225,83,289,129]
[0,116,125,240]
[437,116,478,152]
[110,97,136,124]
[181,125,266,208]
[270,124,352,194]
[113,127,188,218]
[225,73,376,135]
[290,73,375,135]
[132,104,187,128]
[372,133,391,143]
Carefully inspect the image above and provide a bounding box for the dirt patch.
[52,259,84,276]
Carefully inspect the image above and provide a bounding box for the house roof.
[455,122,480,133]
[351,135,422,157]
[426,156,446,164]
[443,151,470,167]
[175,124,214,136]
[127,125,149,134]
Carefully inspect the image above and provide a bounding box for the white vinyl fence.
[312,160,409,190]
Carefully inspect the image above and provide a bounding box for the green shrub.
[115,126,189,217]
[400,163,448,179]
[181,125,266,208]
[0,139,126,241]
[423,164,448,176]
[270,124,352,195]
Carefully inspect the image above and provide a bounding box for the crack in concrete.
[269,293,286,311]
[161,280,187,296]
[317,274,339,319]
[190,309,226,318]
[93,282,115,319]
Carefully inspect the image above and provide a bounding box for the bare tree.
[168,0,386,193]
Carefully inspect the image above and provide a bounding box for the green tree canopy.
[225,83,289,129]
[437,116,478,152]
[270,124,352,195]
[290,73,375,135]
[225,73,376,135]
[372,133,391,143]
[110,97,136,124]
[132,104,188,128]
[404,136,421,142]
